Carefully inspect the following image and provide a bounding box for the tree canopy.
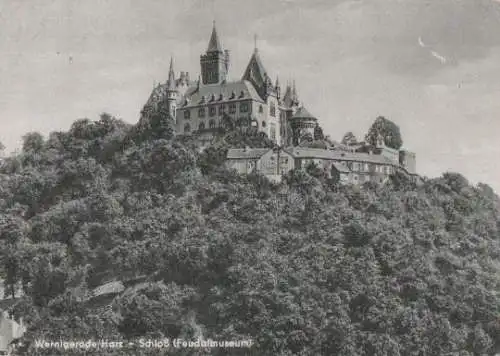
[365,116,403,150]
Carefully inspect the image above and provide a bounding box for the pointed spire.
[275,76,280,88]
[168,57,176,89]
[207,21,223,52]
[292,80,298,103]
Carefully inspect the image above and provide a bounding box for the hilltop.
[0,112,499,355]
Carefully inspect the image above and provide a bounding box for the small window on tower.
[270,124,276,141]
[262,121,266,128]
[198,108,205,118]
[240,103,249,113]
[184,110,190,119]
[270,102,276,117]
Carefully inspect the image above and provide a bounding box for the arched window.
[198,122,205,131]
[262,120,267,128]
[184,110,190,119]
[184,123,191,133]
[229,103,236,114]
[209,119,216,129]
[259,105,264,113]
[198,108,205,118]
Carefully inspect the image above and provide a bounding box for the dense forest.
[0,106,499,355]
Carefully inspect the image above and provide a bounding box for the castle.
[143,22,319,148]
[144,23,418,184]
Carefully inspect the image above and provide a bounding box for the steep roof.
[291,106,317,120]
[242,50,269,96]
[207,23,223,52]
[181,80,265,107]
[227,148,271,160]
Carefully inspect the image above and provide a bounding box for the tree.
[341,131,358,146]
[314,123,324,140]
[365,116,403,149]
[22,132,44,152]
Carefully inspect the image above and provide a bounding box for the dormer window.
[209,106,216,117]
[200,95,206,104]
[198,108,206,118]
[239,90,245,98]
[230,91,236,99]
[210,93,216,101]
[218,93,223,101]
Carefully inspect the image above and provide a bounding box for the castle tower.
[289,106,318,146]
[166,57,178,121]
[200,22,230,85]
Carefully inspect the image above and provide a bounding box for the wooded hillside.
[1,110,499,355]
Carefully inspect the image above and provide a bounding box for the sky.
[0,0,499,192]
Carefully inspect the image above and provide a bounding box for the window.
[198,122,205,131]
[270,102,276,117]
[262,120,266,128]
[184,110,190,119]
[184,123,191,133]
[209,106,216,117]
[229,103,236,114]
[219,105,226,115]
[259,105,264,113]
[198,107,205,118]
[240,102,249,113]
[209,119,216,129]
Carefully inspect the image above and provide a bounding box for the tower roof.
[167,57,176,89]
[207,22,223,52]
[292,106,317,120]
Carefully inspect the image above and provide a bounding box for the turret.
[289,106,318,146]
[275,76,281,100]
[166,57,178,120]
